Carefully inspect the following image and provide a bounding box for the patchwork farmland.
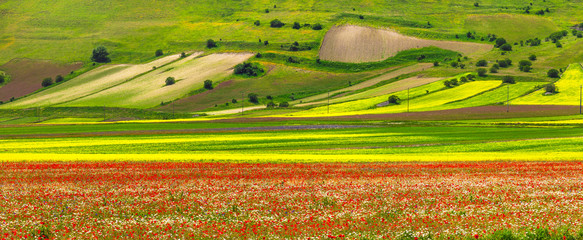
[2,0,583,238]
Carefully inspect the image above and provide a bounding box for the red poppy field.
[2,162,583,239]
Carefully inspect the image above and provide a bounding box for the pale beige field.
[319,25,493,63]
[61,53,254,108]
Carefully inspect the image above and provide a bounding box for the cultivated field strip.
[514,64,583,105]
[4,125,583,162]
[62,53,253,108]
[294,63,432,106]
[2,54,184,109]
[292,80,500,116]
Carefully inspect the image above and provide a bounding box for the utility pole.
[327,91,330,114]
[507,85,510,113]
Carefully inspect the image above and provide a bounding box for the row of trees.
[266,19,323,30]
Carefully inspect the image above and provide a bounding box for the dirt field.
[319,25,493,63]
[0,59,82,102]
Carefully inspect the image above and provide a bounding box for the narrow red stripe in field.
[1,162,582,239]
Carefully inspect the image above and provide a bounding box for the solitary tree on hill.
[91,46,111,63]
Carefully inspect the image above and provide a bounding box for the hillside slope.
[319,25,493,63]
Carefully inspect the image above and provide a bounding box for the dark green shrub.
[248,93,259,103]
[91,46,111,63]
[490,66,498,73]
[204,80,213,90]
[450,61,458,68]
[476,59,488,67]
[270,19,284,28]
[266,101,276,108]
[165,77,176,86]
[232,98,238,104]
[547,69,560,78]
[518,60,532,72]
[41,77,53,87]
[467,74,476,80]
[206,39,217,48]
[545,83,558,93]
[460,76,468,82]
[254,20,260,26]
[180,52,187,58]
[155,49,163,57]
[444,79,459,88]
[578,33,583,38]
[495,38,507,48]
[55,75,64,83]
[477,68,487,77]
[433,61,439,66]
[502,76,515,84]
[234,62,265,76]
[500,43,512,51]
[388,95,401,104]
[292,22,301,29]
[312,23,323,30]
[0,74,4,84]
[279,101,289,107]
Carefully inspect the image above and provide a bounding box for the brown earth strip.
[211,105,581,123]
[0,59,82,102]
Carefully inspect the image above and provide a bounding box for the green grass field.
[438,81,545,109]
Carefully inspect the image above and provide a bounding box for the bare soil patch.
[319,25,493,63]
[0,59,82,102]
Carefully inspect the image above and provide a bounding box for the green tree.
[91,46,111,63]
[292,22,301,29]
[502,76,516,84]
[155,49,163,57]
[55,75,64,83]
[518,60,532,72]
[477,68,487,77]
[545,83,558,94]
[547,69,560,78]
[0,74,5,84]
[204,80,213,90]
[254,20,260,26]
[206,39,217,48]
[495,38,507,48]
[312,23,323,30]
[234,62,265,76]
[500,43,512,51]
[528,54,537,61]
[476,60,488,67]
[270,19,284,28]
[279,101,290,107]
[41,77,53,87]
[165,77,176,86]
[388,95,401,104]
[248,93,259,104]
